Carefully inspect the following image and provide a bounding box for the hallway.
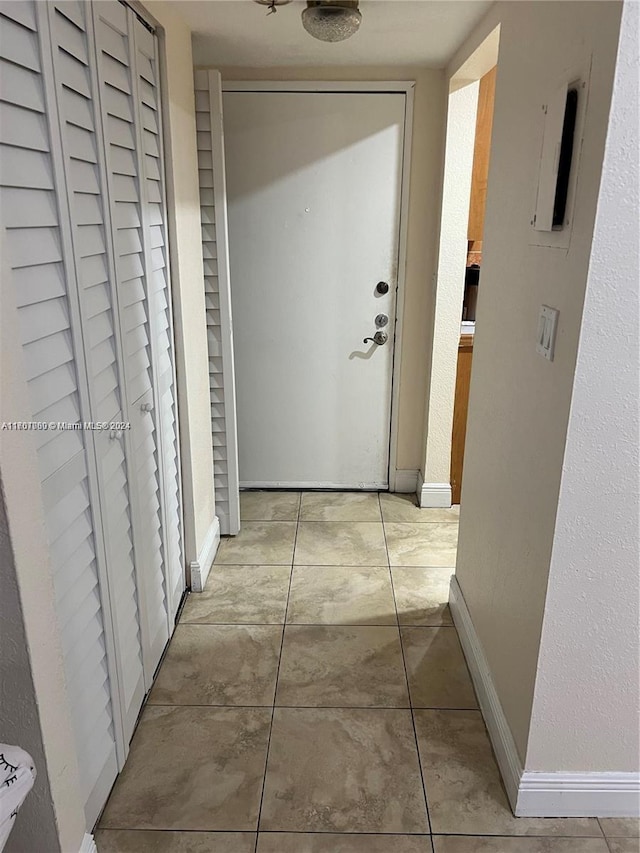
[95,492,631,851]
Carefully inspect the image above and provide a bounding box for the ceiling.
[181,0,492,69]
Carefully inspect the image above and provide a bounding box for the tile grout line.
[144,703,481,711]
[97,827,612,838]
[598,817,618,853]
[599,819,617,853]
[252,502,300,853]
[380,492,434,838]
[180,622,407,627]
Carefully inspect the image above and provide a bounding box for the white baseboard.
[417,472,452,507]
[240,481,387,489]
[393,469,419,493]
[450,575,640,818]
[517,772,640,818]
[189,515,220,593]
[449,575,523,810]
[79,834,97,853]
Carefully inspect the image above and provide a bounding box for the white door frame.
[221,80,415,492]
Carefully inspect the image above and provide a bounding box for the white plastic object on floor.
[0,744,36,851]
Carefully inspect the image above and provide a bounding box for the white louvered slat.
[0,145,53,189]
[0,2,120,829]
[0,101,49,150]
[194,69,240,536]
[0,14,40,71]
[0,185,57,229]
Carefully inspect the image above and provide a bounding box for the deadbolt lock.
[375,313,388,328]
[376,281,389,295]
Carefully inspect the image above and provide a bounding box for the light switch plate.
[537,305,559,361]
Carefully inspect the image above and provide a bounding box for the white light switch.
[536,305,559,361]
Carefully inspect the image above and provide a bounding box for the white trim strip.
[417,475,453,508]
[393,469,420,493]
[221,80,416,94]
[449,575,523,810]
[388,83,414,492]
[450,576,640,818]
[517,771,640,818]
[189,516,220,593]
[240,482,388,491]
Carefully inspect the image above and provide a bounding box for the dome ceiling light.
[253,0,362,41]
[302,1,362,42]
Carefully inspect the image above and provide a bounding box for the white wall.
[144,1,218,570]
[420,80,478,500]
[203,64,447,476]
[452,0,623,761]
[526,0,639,773]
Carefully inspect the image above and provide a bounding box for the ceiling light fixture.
[254,0,292,15]
[302,1,362,42]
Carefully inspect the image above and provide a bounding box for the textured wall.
[526,0,639,772]
[453,0,623,760]
[422,80,479,486]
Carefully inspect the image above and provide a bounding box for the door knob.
[109,428,124,440]
[363,330,388,346]
[141,402,153,413]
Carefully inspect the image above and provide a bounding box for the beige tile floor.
[96,491,635,853]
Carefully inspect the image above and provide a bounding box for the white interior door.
[1,0,122,826]
[223,90,405,489]
[46,0,148,755]
[93,1,174,677]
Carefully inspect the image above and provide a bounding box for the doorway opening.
[422,27,500,510]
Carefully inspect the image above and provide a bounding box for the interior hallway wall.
[200,64,447,476]
[526,0,639,773]
[144,0,217,569]
[420,79,479,497]
[450,0,623,762]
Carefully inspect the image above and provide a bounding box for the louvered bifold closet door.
[0,0,120,826]
[44,0,146,746]
[194,70,240,536]
[132,18,184,622]
[92,0,170,681]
